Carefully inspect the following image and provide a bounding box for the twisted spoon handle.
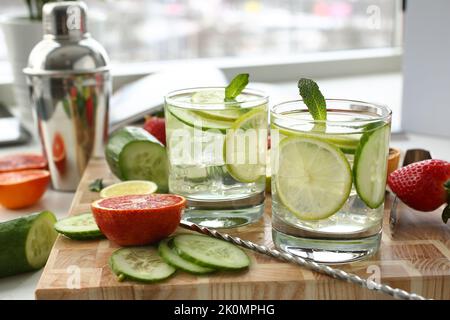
[180,220,427,301]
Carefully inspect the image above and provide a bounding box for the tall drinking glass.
[271,99,391,263]
[165,87,268,228]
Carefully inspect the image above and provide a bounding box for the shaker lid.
[23,1,110,76]
[43,1,88,39]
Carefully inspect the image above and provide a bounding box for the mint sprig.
[225,73,249,101]
[89,178,104,192]
[298,78,327,121]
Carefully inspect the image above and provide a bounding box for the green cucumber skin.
[158,239,216,275]
[56,230,105,241]
[0,211,56,278]
[105,126,169,192]
[54,214,105,241]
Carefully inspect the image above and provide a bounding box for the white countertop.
[1,72,449,300]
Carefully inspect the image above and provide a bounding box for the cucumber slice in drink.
[224,108,267,183]
[110,247,176,283]
[173,234,250,270]
[0,211,57,278]
[275,136,352,220]
[191,90,245,121]
[158,239,215,274]
[353,124,390,209]
[169,107,234,132]
[54,213,104,240]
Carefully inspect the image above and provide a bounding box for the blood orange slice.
[91,194,186,246]
[0,154,47,173]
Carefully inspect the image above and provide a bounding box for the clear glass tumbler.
[165,87,268,228]
[271,99,391,263]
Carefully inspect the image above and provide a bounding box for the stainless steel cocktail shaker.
[24,1,110,191]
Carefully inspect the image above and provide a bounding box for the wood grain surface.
[34,158,450,300]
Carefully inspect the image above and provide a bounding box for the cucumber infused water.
[271,79,391,264]
[164,75,268,228]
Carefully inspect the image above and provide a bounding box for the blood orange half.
[91,194,186,246]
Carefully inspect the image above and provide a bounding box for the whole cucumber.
[0,211,57,278]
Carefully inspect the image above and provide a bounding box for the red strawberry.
[388,159,450,223]
[143,116,166,145]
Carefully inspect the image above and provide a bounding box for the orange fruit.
[0,170,50,209]
[91,194,186,246]
[0,154,47,173]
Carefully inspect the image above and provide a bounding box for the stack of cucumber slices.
[110,234,250,283]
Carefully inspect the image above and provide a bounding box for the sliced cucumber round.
[275,136,352,220]
[158,239,215,274]
[224,108,267,183]
[353,124,390,209]
[172,234,250,270]
[54,213,104,240]
[110,247,176,283]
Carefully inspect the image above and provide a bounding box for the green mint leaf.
[442,204,450,224]
[225,73,249,100]
[298,78,327,121]
[89,178,104,192]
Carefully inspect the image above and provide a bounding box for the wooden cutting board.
[35,157,450,300]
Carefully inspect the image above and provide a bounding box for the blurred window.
[0,0,402,64]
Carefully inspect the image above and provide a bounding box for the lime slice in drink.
[274,125,360,155]
[275,136,352,220]
[99,180,158,198]
[169,107,234,132]
[224,108,267,183]
[353,124,390,209]
[191,90,246,121]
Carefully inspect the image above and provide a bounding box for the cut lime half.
[224,108,267,183]
[273,125,360,155]
[275,136,352,220]
[99,180,158,198]
[169,107,234,132]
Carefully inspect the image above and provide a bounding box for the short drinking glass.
[271,99,391,263]
[165,87,268,228]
